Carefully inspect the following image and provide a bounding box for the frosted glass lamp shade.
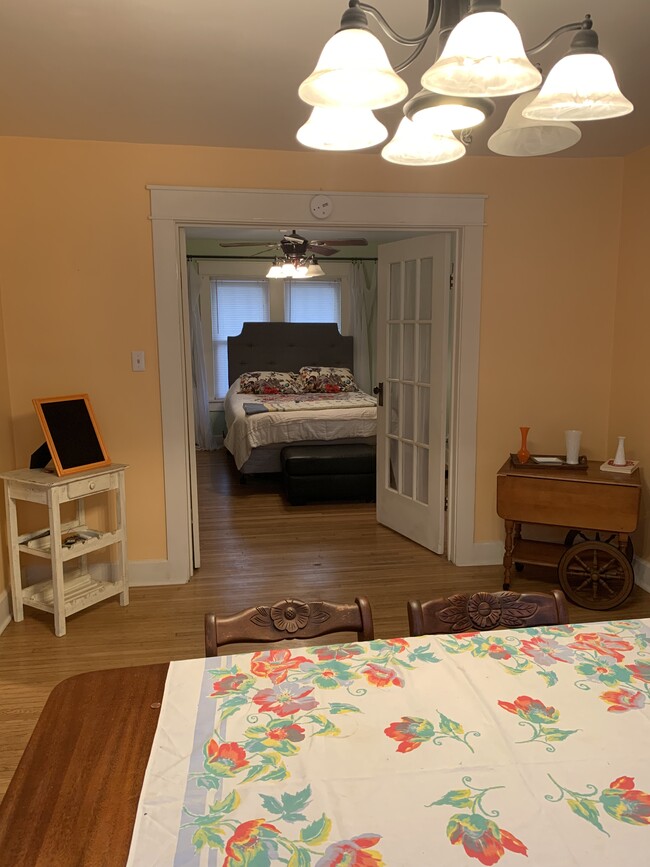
[306,260,325,277]
[381,118,465,166]
[266,261,284,278]
[411,100,486,131]
[299,28,408,110]
[522,53,634,121]
[297,106,387,151]
[488,91,581,156]
[421,10,541,97]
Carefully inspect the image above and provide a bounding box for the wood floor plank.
[1,447,649,798]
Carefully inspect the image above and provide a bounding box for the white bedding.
[224,378,377,470]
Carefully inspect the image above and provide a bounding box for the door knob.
[373,382,384,406]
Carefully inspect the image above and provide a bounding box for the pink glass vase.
[517,427,530,464]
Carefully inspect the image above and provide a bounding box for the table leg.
[503,520,515,590]
[116,472,129,606]
[49,489,66,637]
[4,490,24,622]
[617,533,630,555]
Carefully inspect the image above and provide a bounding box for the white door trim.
[149,187,487,583]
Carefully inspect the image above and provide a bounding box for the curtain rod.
[186,254,378,263]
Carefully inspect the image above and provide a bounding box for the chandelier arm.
[394,39,429,73]
[356,0,441,47]
[525,15,592,57]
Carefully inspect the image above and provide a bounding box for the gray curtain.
[350,260,377,394]
[188,261,216,450]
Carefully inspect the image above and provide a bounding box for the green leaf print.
[538,726,577,742]
[429,788,475,810]
[328,702,361,714]
[567,798,608,835]
[288,847,312,867]
[300,813,332,845]
[538,669,558,688]
[439,713,465,736]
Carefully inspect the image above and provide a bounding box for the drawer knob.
[89,482,95,490]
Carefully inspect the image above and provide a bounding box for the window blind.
[285,279,341,328]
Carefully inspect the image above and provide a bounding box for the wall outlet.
[131,350,146,372]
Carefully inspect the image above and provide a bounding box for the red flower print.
[210,673,251,696]
[447,814,527,866]
[265,723,305,744]
[324,383,341,393]
[497,696,559,725]
[250,649,309,684]
[568,632,634,663]
[386,638,409,652]
[600,776,650,825]
[262,386,280,394]
[252,682,318,717]
[385,717,434,753]
[315,644,364,661]
[205,740,249,776]
[627,662,650,683]
[315,833,384,866]
[223,818,280,866]
[362,663,404,688]
[600,687,646,713]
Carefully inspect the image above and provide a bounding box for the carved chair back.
[407,590,568,637]
[205,596,374,657]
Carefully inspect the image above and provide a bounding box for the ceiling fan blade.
[311,238,368,247]
[307,244,339,256]
[218,241,278,248]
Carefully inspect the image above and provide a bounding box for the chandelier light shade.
[406,89,493,131]
[421,6,542,98]
[382,118,466,165]
[488,90,581,156]
[298,28,408,110]
[522,31,634,122]
[296,1,633,165]
[266,256,324,280]
[266,260,284,279]
[306,257,325,277]
[297,106,388,151]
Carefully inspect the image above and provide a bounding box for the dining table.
[2,618,650,866]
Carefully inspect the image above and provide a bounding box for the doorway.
[149,187,486,583]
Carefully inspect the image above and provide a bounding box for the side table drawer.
[67,475,111,499]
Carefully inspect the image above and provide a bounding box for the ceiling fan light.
[381,118,465,166]
[297,106,387,151]
[421,9,541,98]
[488,90,581,156]
[522,53,634,122]
[306,258,325,277]
[266,260,284,279]
[299,28,408,110]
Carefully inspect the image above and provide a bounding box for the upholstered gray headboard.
[227,322,353,385]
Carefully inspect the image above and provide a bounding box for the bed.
[223,322,377,474]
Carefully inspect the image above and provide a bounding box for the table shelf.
[512,539,564,569]
[1,464,129,636]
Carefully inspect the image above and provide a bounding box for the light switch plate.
[131,350,145,372]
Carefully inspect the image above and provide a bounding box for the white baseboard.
[453,541,503,567]
[128,560,190,587]
[0,589,11,636]
[635,556,650,594]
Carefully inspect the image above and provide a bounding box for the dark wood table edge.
[0,662,169,866]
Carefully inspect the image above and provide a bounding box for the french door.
[376,234,452,554]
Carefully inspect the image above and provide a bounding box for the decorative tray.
[510,453,588,470]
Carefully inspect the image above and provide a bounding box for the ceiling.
[0,1,648,159]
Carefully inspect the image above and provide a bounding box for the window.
[210,279,269,399]
[285,279,341,329]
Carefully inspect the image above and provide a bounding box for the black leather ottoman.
[281,444,376,505]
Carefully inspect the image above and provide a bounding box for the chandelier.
[266,256,325,279]
[297,0,633,163]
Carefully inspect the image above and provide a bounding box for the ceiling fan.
[219,229,368,257]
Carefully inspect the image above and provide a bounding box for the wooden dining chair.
[407,589,568,637]
[204,596,374,656]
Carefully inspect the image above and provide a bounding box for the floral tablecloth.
[127,619,650,866]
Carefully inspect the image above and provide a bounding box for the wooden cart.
[496,457,641,610]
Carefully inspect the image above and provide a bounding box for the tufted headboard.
[227,322,353,386]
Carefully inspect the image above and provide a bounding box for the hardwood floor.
[2,447,650,798]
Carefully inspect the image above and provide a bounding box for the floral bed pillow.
[299,366,359,393]
[238,371,303,395]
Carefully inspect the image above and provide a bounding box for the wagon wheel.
[564,529,633,562]
[558,540,634,610]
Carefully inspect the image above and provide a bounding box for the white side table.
[1,464,129,636]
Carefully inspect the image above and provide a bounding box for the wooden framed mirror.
[32,394,111,476]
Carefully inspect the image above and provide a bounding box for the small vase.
[613,436,626,466]
[517,426,530,464]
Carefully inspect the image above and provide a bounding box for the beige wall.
[0,281,15,594]
[0,137,627,562]
[610,145,650,559]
